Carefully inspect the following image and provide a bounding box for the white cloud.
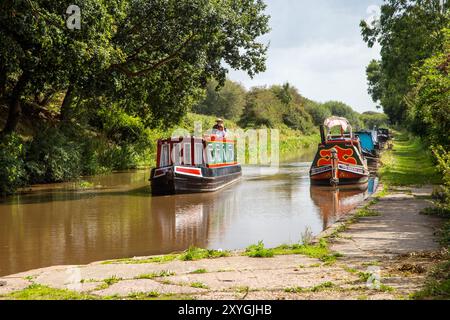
[228,0,383,113]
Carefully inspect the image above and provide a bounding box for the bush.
[25,127,82,183]
[282,104,314,133]
[245,241,274,258]
[0,133,27,195]
[239,87,285,128]
[193,80,246,120]
[430,146,450,216]
[305,101,332,126]
[360,111,389,129]
[323,101,362,129]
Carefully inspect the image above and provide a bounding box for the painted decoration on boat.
[317,146,357,166]
[310,116,369,186]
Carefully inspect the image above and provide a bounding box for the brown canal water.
[0,151,377,276]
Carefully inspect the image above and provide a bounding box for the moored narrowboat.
[150,135,242,195]
[355,130,379,160]
[377,128,391,149]
[310,117,370,187]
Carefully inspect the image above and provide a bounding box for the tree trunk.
[60,84,75,121]
[1,71,29,135]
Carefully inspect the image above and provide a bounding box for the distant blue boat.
[355,131,378,159]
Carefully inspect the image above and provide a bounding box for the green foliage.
[179,246,230,261]
[239,87,285,128]
[322,101,362,128]
[273,239,342,264]
[379,133,441,186]
[190,282,209,289]
[135,270,175,279]
[23,120,153,185]
[304,101,332,126]
[190,269,208,274]
[25,127,83,183]
[103,254,179,265]
[412,260,450,300]
[285,282,337,294]
[238,84,316,133]
[365,60,384,106]
[440,221,450,247]
[360,112,389,129]
[193,80,246,120]
[245,241,275,258]
[406,26,450,147]
[0,0,270,133]
[360,0,449,124]
[103,276,122,286]
[127,291,160,299]
[422,146,450,217]
[282,103,314,133]
[310,281,336,292]
[0,133,26,195]
[433,145,450,190]
[6,284,95,300]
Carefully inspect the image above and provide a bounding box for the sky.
[228,0,384,113]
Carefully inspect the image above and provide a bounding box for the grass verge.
[103,247,230,265]
[379,133,441,186]
[5,284,96,300]
[244,239,343,264]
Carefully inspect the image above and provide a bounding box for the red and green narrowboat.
[310,117,370,187]
[150,135,242,195]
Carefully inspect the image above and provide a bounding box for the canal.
[0,151,377,276]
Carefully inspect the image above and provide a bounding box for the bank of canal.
[0,134,446,300]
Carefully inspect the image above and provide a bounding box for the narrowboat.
[309,117,370,187]
[377,128,391,148]
[355,130,379,160]
[150,135,242,195]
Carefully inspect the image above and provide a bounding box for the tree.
[239,87,285,128]
[0,0,126,132]
[239,87,282,128]
[322,101,362,128]
[0,0,270,133]
[406,25,450,147]
[304,100,332,126]
[360,0,449,124]
[270,84,313,132]
[193,79,246,120]
[239,84,315,133]
[360,111,389,129]
[365,59,383,109]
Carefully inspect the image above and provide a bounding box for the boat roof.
[324,116,351,131]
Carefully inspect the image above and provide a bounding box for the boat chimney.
[319,125,326,144]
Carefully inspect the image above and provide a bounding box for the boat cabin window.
[160,144,170,167]
[194,143,204,165]
[215,143,223,163]
[226,144,234,163]
[183,143,192,165]
[172,143,182,165]
[206,144,215,164]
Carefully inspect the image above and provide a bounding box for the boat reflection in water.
[310,177,378,229]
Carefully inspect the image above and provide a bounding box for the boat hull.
[151,165,242,195]
[310,167,369,185]
[310,162,370,186]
